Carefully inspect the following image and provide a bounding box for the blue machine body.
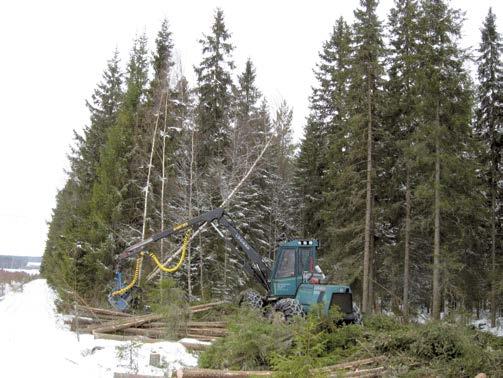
[270,240,355,318]
[108,272,132,311]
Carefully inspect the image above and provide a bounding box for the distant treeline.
[0,255,42,270]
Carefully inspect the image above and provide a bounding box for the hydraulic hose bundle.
[110,229,192,299]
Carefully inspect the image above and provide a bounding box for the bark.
[91,313,163,334]
[189,301,227,312]
[490,176,497,327]
[75,304,132,318]
[160,93,169,286]
[362,74,374,314]
[432,105,441,320]
[369,209,375,313]
[187,129,195,298]
[139,95,163,281]
[403,169,411,319]
[93,332,157,343]
[175,368,273,377]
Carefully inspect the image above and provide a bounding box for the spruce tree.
[348,0,385,314]
[297,17,352,245]
[194,8,235,166]
[475,8,503,327]
[193,9,236,297]
[42,52,123,298]
[89,34,150,293]
[385,0,422,318]
[415,0,478,319]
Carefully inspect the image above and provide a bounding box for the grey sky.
[0,0,501,257]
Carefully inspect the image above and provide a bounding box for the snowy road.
[0,279,197,377]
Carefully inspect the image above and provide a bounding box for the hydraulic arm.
[109,208,271,310]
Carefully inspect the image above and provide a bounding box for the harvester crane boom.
[116,208,271,292]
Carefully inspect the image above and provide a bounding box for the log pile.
[174,356,387,378]
[66,301,228,345]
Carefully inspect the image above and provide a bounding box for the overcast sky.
[0,0,501,257]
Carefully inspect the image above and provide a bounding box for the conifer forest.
[41,0,502,331]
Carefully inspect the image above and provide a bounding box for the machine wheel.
[274,298,303,321]
[238,289,263,309]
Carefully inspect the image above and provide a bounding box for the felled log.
[122,327,169,338]
[189,301,227,313]
[174,368,272,377]
[179,341,211,351]
[75,304,132,318]
[185,333,219,341]
[91,313,163,334]
[186,321,227,328]
[315,357,385,373]
[186,327,228,336]
[93,332,158,343]
[342,366,385,378]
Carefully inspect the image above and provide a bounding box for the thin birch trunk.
[362,74,373,314]
[199,232,204,300]
[139,95,163,281]
[160,93,169,288]
[432,104,441,320]
[187,129,195,299]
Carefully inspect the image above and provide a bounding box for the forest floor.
[0,278,197,377]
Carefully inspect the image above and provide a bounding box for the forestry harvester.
[108,208,360,323]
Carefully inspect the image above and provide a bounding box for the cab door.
[271,248,298,297]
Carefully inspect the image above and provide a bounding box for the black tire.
[239,289,263,309]
[274,298,303,321]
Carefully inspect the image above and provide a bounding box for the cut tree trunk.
[91,313,163,334]
[174,368,272,377]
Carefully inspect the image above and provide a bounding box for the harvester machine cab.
[270,240,321,297]
[270,240,359,323]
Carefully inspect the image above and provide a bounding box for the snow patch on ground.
[0,279,197,377]
[471,317,503,337]
[413,309,503,337]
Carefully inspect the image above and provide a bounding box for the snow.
[471,317,503,337]
[0,279,197,377]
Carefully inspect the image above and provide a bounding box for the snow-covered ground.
[0,279,197,377]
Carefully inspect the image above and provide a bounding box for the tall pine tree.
[475,8,503,327]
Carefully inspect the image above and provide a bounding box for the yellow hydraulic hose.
[148,229,192,273]
[111,254,143,296]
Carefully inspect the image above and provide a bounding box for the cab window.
[276,249,296,278]
[298,248,313,274]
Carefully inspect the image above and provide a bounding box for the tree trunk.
[187,129,195,299]
[490,174,496,327]
[362,75,373,314]
[199,232,204,300]
[403,169,411,319]
[160,93,169,289]
[139,95,163,282]
[432,105,441,321]
[368,210,375,313]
